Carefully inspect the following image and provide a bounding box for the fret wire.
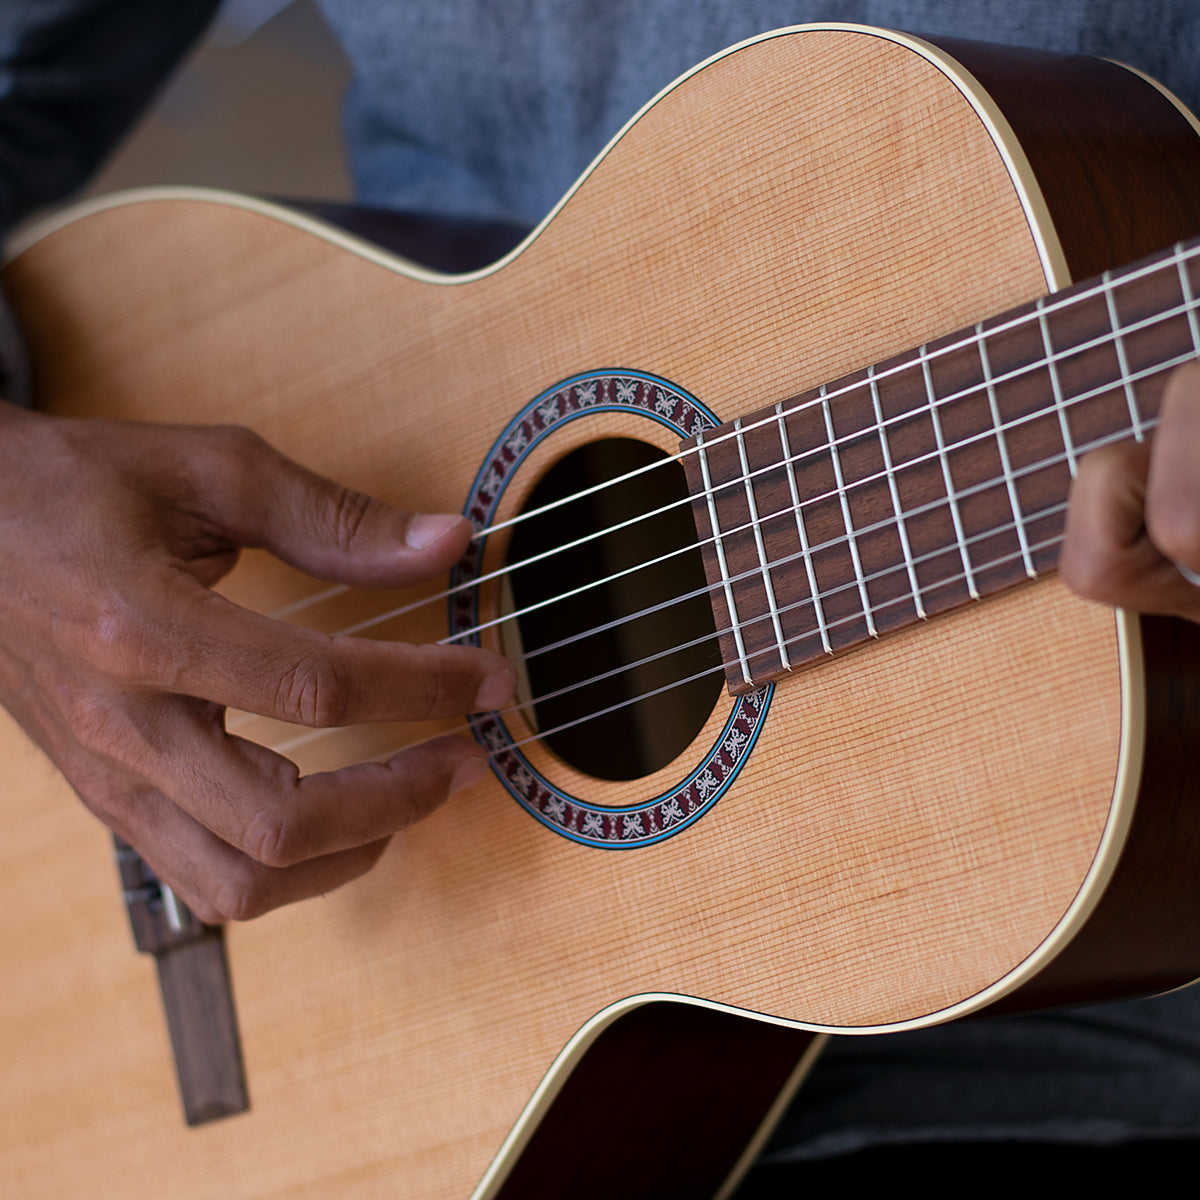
[735,417,790,669]
[1036,296,1078,478]
[1102,270,1146,443]
[766,275,1195,500]
[820,385,877,637]
[868,364,926,619]
[696,429,753,685]
[505,409,1158,674]
[977,324,1036,579]
[776,401,832,655]
[920,344,979,599]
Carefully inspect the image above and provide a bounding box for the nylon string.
[257,409,1151,759]
[257,239,1200,633]
[220,242,1196,750]
[257,243,1200,654]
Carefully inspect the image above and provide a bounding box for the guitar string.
[261,403,1150,757]
[229,388,1137,739]
[266,512,1073,761]
[256,483,1073,757]
[489,518,1073,759]
[277,498,1071,756]
[226,364,1177,745]
[223,248,1197,739]
[254,267,1200,655]
[344,337,1197,651]
[270,290,1186,751]
[255,240,1200,631]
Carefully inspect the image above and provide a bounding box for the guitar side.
[3,26,1200,1200]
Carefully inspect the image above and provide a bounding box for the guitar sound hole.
[506,438,722,782]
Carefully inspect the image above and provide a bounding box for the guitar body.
[4,25,1200,1199]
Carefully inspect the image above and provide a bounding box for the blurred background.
[84,0,352,204]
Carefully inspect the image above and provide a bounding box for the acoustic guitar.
[3,23,1200,1200]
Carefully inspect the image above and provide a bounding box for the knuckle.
[65,690,131,760]
[327,485,375,553]
[215,424,269,470]
[1147,499,1200,567]
[77,593,145,681]
[69,770,129,828]
[275,646,353,726]
[1061,549,1124,606]
[204,425,271,507]
[211,864,274,923]
[242,804,306,869]
[185,893,228,926]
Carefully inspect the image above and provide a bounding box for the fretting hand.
[0,402,513,923]
[1062,361,1200,620]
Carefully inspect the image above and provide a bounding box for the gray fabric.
[314,0,1200,227]
[763,989,1200,1161]
[0,0,220,231]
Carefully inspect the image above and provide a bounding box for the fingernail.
[407,513,464,550]
[475,668,515,711]
[450,755,488,797]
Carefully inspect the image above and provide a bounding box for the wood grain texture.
[1,25,1196,1200]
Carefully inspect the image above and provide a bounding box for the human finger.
[160,424,475,587]
[1144,360,1200,584]
[71,573,514,726]
[101,783,396,924]
[86,692,488,871]
[1061,440,1200,620]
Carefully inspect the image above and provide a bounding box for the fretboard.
[681,237,1200,693]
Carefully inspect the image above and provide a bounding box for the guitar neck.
[684,236,1200,693]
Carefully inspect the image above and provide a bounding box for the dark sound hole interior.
[506,437,722,782]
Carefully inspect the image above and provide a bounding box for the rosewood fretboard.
[682,237,1200,694]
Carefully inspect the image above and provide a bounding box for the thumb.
[200,426,473,587]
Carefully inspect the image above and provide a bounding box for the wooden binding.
[490,1004,820,1200]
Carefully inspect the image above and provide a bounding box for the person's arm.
[0,404,514,923]
[0,2,513,923]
